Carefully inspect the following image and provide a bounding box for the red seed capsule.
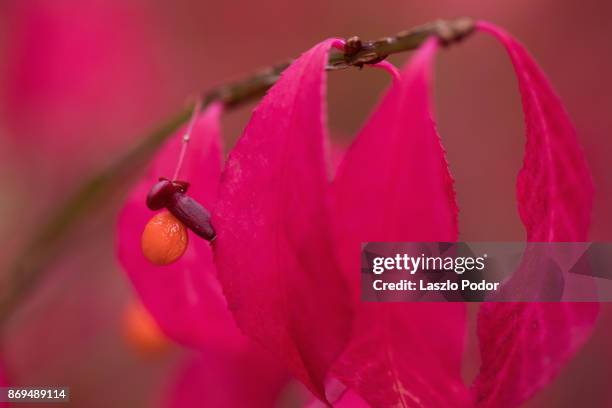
[146,178,216,241]
[141,211,188,265]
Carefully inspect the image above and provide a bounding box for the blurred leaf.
[0,105,193,325]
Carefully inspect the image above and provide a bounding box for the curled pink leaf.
[474,22,598,408]
[117,103,243,351]
[212,40,353,401]
[330,39,469,407]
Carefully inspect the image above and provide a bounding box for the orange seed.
[141,211,188,265]
[122,300,169,356]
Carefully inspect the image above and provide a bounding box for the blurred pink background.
[0,0,610,406]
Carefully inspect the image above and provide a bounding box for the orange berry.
[141,211,188,265]
[122,301,169,357]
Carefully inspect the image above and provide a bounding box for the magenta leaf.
[165,347,288,408]
[474,22,598,407]
[330,39,470,407]
[117,103,244,351]
[305,383,370,408]
[212,39,353,401]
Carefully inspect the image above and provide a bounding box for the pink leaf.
[165,347,288,408]
[474,22,598,408]
[212,40,353,401]
[305,383,370,408]
[330,39,469,407]
[117,103,244,351]
[328,140,348,177]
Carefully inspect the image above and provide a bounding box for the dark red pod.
[146,178,216,241]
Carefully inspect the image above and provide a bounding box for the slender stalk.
[0,17,474,325]
[205,17,474,107]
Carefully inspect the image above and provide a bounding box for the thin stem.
[172,98,202,180]
[0,17,474,326]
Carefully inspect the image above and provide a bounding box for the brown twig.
[206,17,474,107]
